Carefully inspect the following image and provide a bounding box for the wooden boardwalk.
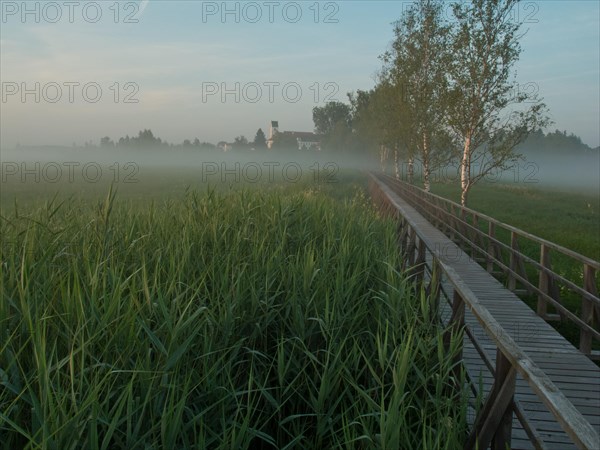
[370,173,600,449]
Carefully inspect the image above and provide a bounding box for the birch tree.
[447,0,550,206]
[374,79,410,179]
[382,0,453,190]
[349,82,407,177]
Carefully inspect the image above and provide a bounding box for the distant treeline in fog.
[89,128,272,152]
[95,129,218,151]
[515,130,599,192]
[518,129,599,156]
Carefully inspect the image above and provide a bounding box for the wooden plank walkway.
[373,174,600,449]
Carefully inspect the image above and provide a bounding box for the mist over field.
[517,148,600,192]
[0,144,373,206]
[1,143,598,196]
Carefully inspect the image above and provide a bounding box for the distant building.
[267,120,322,150]
[217,141,233,152]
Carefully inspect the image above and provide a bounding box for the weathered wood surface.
[378,174,600,360]
[370,174,600,450]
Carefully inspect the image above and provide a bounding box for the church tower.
[267,121,279,149]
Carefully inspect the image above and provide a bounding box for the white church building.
[266,121,322,151]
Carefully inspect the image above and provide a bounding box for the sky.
[1,0,599,148]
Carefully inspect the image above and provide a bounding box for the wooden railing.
[369,173,600,450]
[378,174,600,360]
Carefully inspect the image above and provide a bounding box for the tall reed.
[1,187,467,449]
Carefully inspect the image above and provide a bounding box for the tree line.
[98,128,301,152]
[313,0,551,206]
[99,128,267,151]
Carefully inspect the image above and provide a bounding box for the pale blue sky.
[1,0,599,148]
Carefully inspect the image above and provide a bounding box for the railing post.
[448,204,457,241]
[397,218,407,251]
[487,222,496,273]
[491,350,516,450]
[507,231,532,295]
[406,229,416,267]
[507,231,527,291]
[437,197,446,233]
[456,205,465,240]
[537,244,563,321]
[426,259,442,318]
[440,198,447,232]
[459,206,468,240]
[413,237,427,286]
[508,232,519,291]
[470,214,478,258]
[434,197,443,228]
[444,290,465,348]
[538,244,550,318]
[444,290,465,388]
[580,264,598,355]
[467,348,516,450]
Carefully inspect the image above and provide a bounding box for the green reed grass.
[1,186,468,449]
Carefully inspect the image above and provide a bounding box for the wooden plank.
[370,174,600,450]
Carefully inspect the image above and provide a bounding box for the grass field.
[428,181,599,261]
[0,176,469,449]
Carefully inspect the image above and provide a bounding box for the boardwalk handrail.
[379,174,600,359]
[369,172,600,450]
[380,175,599,268]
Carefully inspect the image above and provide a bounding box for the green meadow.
[429,182,599,261]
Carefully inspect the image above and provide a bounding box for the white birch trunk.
[460,135,471,207]
[380,145,386,173]
[423,133,431,192]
